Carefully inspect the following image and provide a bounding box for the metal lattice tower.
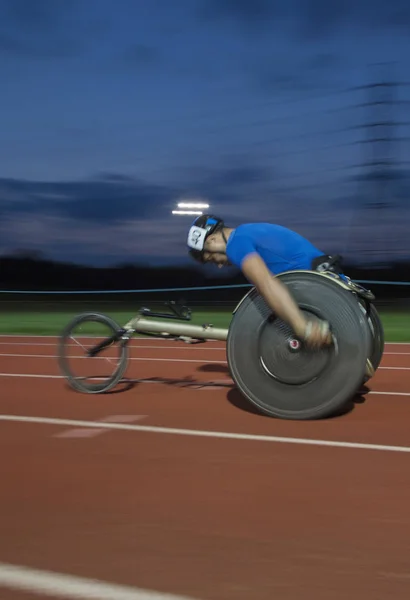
[352,63,398,265]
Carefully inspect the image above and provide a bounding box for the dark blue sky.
[1,0,410,267]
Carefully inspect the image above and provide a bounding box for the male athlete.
[187,214,341,349]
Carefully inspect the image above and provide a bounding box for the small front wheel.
[58,312,130,394]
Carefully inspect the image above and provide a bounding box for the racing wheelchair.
[57,270,384,421]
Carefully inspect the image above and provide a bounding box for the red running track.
[1,336,410,600]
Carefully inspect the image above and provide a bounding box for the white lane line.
[0,372,233,390]
[0,334,408,346]
[0,372,408,395]
[1,342,409,356]
[379,366,410,371]
[0,342,226,351]
[370,391,410,396]
[0,353,226,364]
[1,352,410,372]
[0,334,225,343]
[0,372,62,379]
[1,414,410,454]
[2,342,410,363]
[0,335,161,339]
[0,561,198,599]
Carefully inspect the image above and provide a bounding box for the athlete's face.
[202,232,229,267]
[202,251,229,267]
[204,231,226,253]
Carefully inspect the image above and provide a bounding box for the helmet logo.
[187,226,207,251]
[191,228,202,245]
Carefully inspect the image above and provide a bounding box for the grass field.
[0,308,409,341]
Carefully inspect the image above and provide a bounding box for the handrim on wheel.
[226,271,373,420]
[58,312,130,394]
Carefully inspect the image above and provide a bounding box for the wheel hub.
[258,316,331,385]
[288,338,301,351]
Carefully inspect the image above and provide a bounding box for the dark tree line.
[0,254,409,302]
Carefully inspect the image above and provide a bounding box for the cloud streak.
[198,0,410,37]
[0,0,107,59]
[0,174,176,224]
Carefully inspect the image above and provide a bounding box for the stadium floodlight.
[172,210,203,215]
[171,198,210,216]
[177,202,209,209]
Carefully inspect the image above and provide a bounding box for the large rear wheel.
[227,272,372,420]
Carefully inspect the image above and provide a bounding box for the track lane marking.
[0,352,226,364]
[0,372,407,395]
[0,352,409,372]
[0,561,198,599]
[2,414,410,454]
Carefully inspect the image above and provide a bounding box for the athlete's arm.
[241,253,307,337]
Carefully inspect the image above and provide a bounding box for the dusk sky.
[1,0,410,267]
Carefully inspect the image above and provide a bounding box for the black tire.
[58,312,129,394]
[358,302,385,382]
[367,304,385,374]
[226,271,372,420]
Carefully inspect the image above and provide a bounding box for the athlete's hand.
[239,254,332,349]
[295,319,332,349]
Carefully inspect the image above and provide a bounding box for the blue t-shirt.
[226,223,323,275]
